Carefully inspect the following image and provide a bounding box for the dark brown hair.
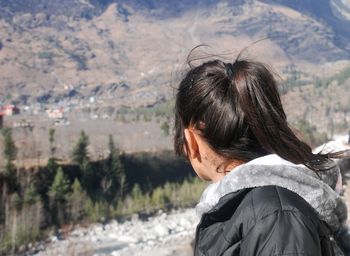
[174,55,346,171]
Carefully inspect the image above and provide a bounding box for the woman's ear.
[184,128,199,160]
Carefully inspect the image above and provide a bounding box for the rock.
[37,243,46,251]
[119,235,138,243]
[179,218,191,229]
[154,224,170,237]
[18,244,26,253]
[147,240,155,246]
[108,233,119,239]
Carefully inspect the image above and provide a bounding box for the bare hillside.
[0,0,350,106]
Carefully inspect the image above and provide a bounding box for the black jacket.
[194,186,335,256]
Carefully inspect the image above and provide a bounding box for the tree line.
[0,127,205,255]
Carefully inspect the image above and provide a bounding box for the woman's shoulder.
[204,185,320,224]
[196,186,333,256]
[239,185,320,221]
[214,185,321,221]
[215,185,325,238]
[236,186,334,255]
[200,185,323,233]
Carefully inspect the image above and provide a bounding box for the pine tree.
[49,167,70,203]
[24,184,39,205]
[131,184,143,211]
[106,135,125,198]
[2,127,17,172]
[72,130,89,167]
[49,166,70,225]
[2,127,18,193]
[100,135,125,203]
[44,128,58,197]
[68,179,86,223]
[151,187,165,209]
[80,157,94,192]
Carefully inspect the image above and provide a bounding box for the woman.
[174,54,350,255]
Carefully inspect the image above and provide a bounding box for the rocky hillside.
[262,0,350,51]
[0,0,350,107]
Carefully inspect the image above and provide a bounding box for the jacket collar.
[196,154,344,232]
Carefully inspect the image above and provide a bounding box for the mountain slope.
[0,0,349,106]
[261,0,350,51]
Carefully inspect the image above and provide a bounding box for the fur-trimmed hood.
[196,154,346,232]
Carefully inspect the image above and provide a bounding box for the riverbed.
[34,209,198,256]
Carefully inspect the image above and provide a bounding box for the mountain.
[261,0,350,52]
[0,0,349,107]
[0,0,217,21]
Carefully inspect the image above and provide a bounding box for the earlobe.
[184,128,199,160]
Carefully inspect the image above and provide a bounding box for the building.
[1,105,20,116]
[47,107,64,119]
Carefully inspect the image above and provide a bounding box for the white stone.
[154,224,170,237]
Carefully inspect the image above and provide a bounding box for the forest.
[0,128,206,255]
